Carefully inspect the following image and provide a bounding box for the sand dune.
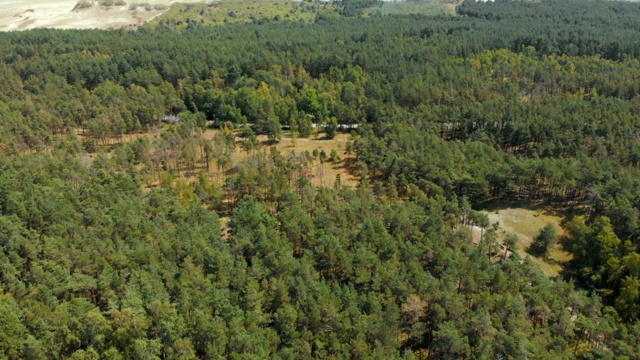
[0,0,206,31]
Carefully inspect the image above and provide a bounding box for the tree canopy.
[2,0,640,358]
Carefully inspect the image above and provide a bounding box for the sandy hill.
[0,0,207,31]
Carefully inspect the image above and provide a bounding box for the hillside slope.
[0,0,206,31]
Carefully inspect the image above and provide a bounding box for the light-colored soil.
[444,1,461,13]
[267,133,359,188]
[0,0,207,31]
[470,225,485,245]
[200,131,359,188]
[74,126,358,189]
[485,207,572,276]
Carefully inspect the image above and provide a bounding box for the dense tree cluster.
[2,0,640,358]
[458,0,640,60]
[3,147,640,359]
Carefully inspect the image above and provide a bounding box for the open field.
[364,0,460,16]
[147,0,336,29]
[485,206,573,276]
[0,0,207,31]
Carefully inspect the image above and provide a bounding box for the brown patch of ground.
[365,0,460,16]
[72,126,358,190]
[268,133,359,188]
[444,1,462,14]
[200,131,359,188]
[485,207,572,276]
[219,215,230,241]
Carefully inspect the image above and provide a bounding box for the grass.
[272,132,359,187]
[485,206,573,277]
[363,0,461,17]
[203,130,359,188]
[73,125,358,189]
[146,0,339,29]
[212,131,358,241]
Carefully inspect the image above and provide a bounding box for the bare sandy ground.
[0,0,207,31]
[485,207,571,276]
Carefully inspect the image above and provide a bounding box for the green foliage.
[339,0,383,16]
[0,293,30,359]
[4,0,640,357]
[324,116,338,140]
[457,0,640,60]
[148,0,337,29]
[329,148,340,163]
[530,224,557,256]
[366,0,457,17]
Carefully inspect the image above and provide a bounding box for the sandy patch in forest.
[74,126,359,189]
[269,133,360,188]
[203,131,360,189]
[0,0,208,31]
[485,207,572,276]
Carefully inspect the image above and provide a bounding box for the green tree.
[504,233,518,260]
[325,116,338,140]
[530,224,557,256]
[0,293,29,359]
[615,276,640,321]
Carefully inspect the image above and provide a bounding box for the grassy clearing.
[485,206,572,277]
[147,0,338,29]
[73,125,358,189]
[364,0,461,17]
[266,133,359,188]
[199,130,359,188]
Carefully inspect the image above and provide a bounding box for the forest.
[2,0,640,358]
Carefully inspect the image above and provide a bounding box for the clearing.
[201,131,359,188]
[74,126,359,189]
[364,0,460,16]
[483,206,573,276]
